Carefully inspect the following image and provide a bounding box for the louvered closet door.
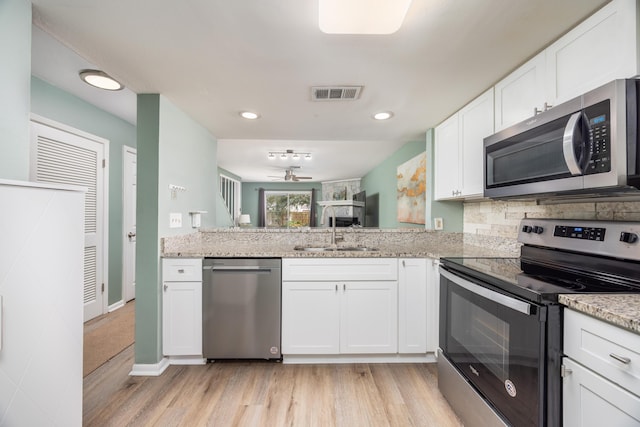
[30,121,106,322]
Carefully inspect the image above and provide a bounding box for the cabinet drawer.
[282,258,397,281]
[564,309,640,396]
[162,258,202,282]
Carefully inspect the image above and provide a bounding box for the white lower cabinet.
[398,258,427,353]
[563,309,640,426]
[282,258,398,355]
[282,281,340,354]
[162,258,203,357]
[563,357,640,427]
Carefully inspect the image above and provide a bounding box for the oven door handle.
[440,268,533,315]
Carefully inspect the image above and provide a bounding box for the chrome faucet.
[320,205,337,247]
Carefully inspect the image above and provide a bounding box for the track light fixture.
[267,149,312,161]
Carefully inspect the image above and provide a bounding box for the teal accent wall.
[360,141,427,228]
[31,77,137,305]
[425,129,463,232]
[135,94,219,365]
[0,0,31,180]
[241,182,323,227]
[157,97,218,236]
[135,94,162,364]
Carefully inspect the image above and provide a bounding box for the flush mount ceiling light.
[240,111,260,119]
[268,149,312,161]
[78,69,123,91]
[373,111,394,120]
[319,0,413,34]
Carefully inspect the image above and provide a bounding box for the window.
[220,174,241,223]
[265,191,312,228]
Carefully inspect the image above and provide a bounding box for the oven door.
[439,268,545,427]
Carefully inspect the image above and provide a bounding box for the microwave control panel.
[585,100,611,175]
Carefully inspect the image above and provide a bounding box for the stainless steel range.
[438,219,640,427]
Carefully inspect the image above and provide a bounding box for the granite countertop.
[559,294,640,334]
[161,228,520,259]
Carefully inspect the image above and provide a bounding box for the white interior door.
[30,117,108,322]
[123,146,137,302]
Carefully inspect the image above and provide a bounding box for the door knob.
[127,232,136,238]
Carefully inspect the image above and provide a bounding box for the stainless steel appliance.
[438,219,640,427]
[203,258,281,360]
[484,79,640,199]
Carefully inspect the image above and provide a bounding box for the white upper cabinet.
[435,88,494,200]
[494,0,639,133]
[434,112,460,200]
[494,53,547,131]
[547,0,638,106]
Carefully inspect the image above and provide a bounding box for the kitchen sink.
[293,246,379,252]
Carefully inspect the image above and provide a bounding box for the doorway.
[123,146,137,302]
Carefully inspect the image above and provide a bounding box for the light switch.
[434,217,444,230]
[169,213,182,228]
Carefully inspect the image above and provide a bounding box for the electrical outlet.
[169,212,182,228]
[434,217,444,230]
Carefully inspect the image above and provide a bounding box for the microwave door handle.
[562,111,585,175]
[440,268,533,315]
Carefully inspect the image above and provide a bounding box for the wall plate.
[434,217,444,230]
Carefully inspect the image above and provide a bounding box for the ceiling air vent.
[311,86,363,101]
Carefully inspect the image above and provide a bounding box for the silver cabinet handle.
[609,353,631,364]
[164,284,168,291]
[402,260,406,268]
[177,269,185,273]
[561,365,572,377]
[343,284,346,291]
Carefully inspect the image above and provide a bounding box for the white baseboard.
[129,358,170,376]
[168,356,206,365]
[108,300,125,312]
[282,353,437,365]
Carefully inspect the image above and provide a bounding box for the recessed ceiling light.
[373,111,394,120]
[79,69,123,91]
[240,111,260,120]
[319,0,413,34]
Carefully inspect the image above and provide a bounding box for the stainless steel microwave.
[484,79,640,199]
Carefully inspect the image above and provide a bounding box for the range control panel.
[553,226,606,241]
[518,219,640,261]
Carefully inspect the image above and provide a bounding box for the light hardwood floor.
[84,347,463,427]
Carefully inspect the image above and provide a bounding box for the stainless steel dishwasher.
[202,258,281,360]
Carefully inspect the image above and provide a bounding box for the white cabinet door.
[434,112,461,200]
[563,357,640,427]
[162,281,202,356]
[340,281,398,354]
[398,259,427,353]
[459,88,494,197]
[547,0,638,106]
[494,53,546,132]
[426,259,441,353]
[281,281,340,354]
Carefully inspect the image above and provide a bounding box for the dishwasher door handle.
[208,266,274,273]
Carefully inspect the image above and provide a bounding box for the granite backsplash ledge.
[161,228,521,258]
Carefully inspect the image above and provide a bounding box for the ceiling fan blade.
[296,176,313,179]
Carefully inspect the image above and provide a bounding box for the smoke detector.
[311,86,363,101]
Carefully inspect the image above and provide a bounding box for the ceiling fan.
[269,166,313,182]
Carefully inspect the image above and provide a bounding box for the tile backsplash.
[464,199,640,240]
